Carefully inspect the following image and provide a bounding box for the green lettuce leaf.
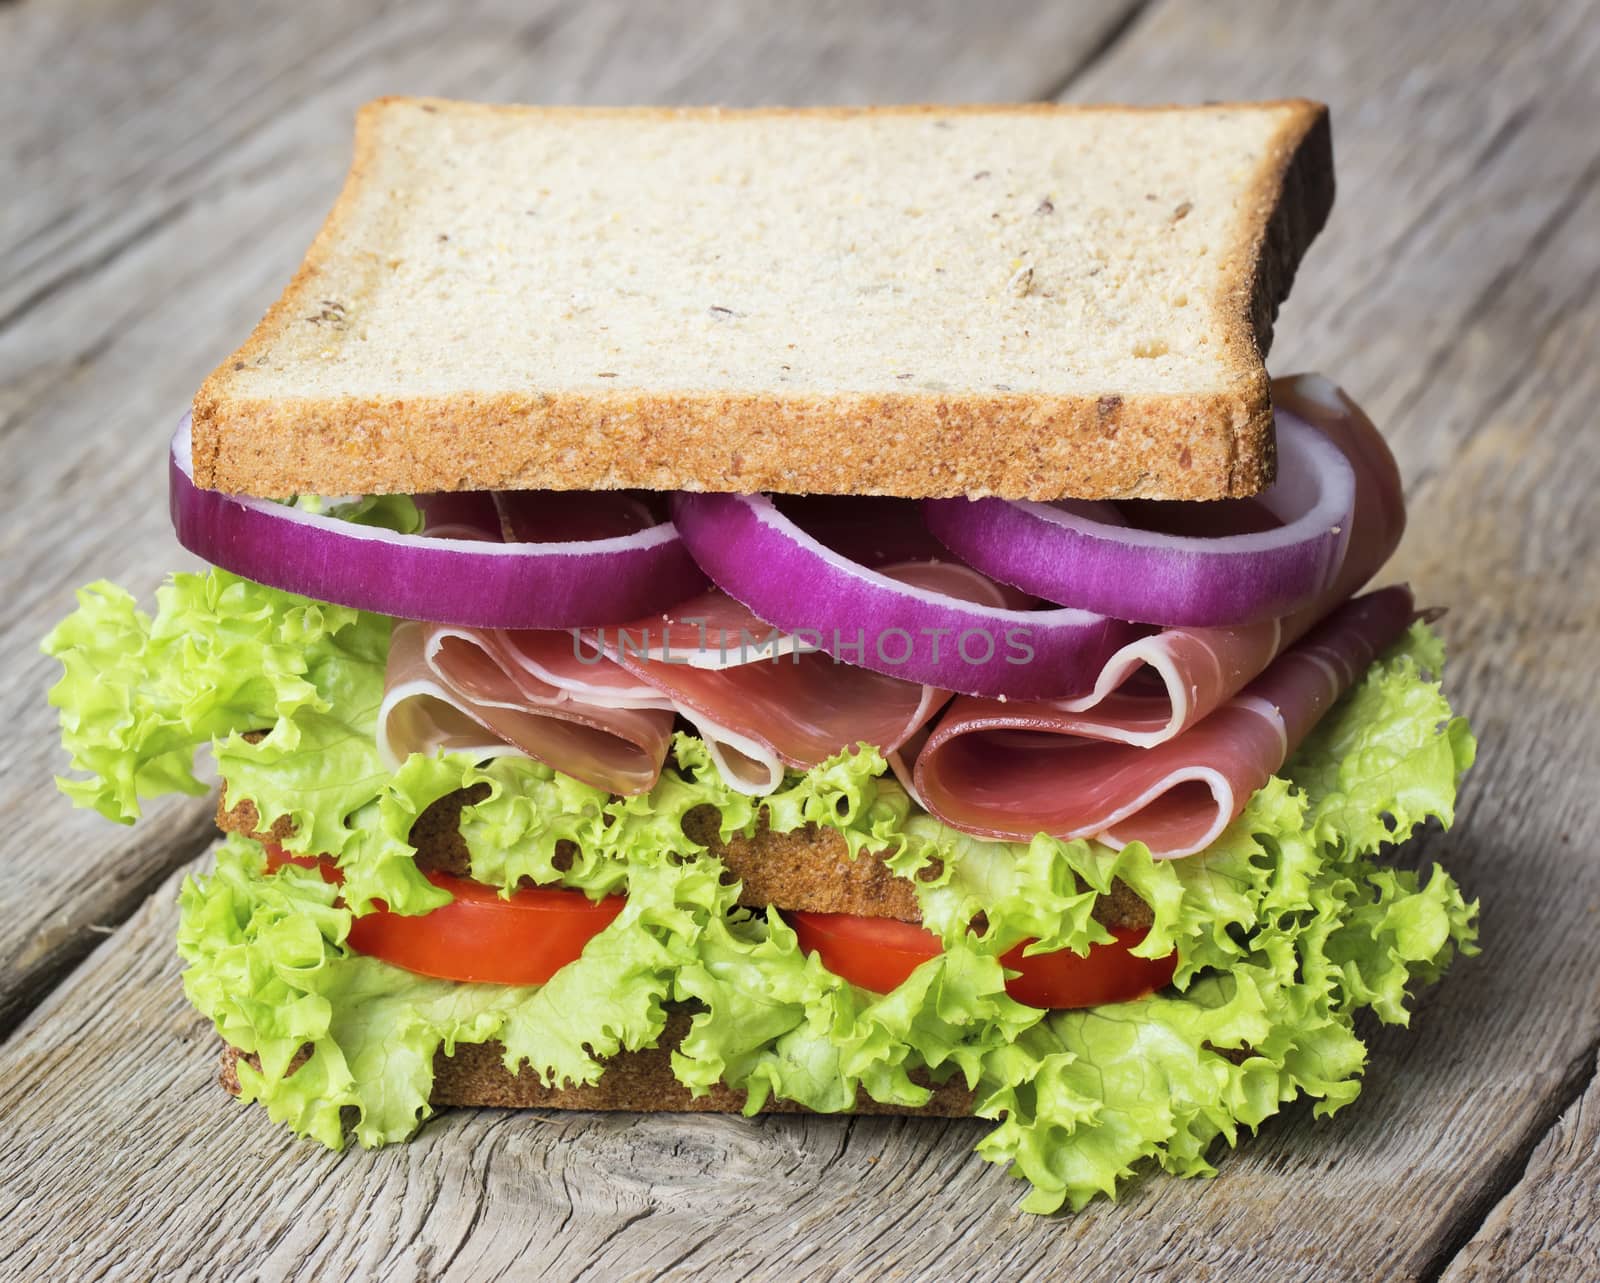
[1290,621,1477,853]
[42,497,418,827]
[43,573,384,824]
[288,493,424,532]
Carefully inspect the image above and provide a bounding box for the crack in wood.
[0,802,218,1043]
[431,1126,507,1280]
[1421,1037,1600,1282]
[0,199,194,337]
[1036,0,1156,101]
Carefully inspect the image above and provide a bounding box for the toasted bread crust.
[192,98,1333,502]
[218,1011,977,1116]
[215,787,1154,930]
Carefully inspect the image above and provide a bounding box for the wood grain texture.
[0,0,1143,1038]
[5,0,1600,1279]
[1442,1048,1600,1282]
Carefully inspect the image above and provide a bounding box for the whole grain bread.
[215,787,1154,930]
[219,1011,976,1117]
[193,98,1333,502]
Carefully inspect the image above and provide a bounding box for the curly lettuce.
[51,569,1477,1213]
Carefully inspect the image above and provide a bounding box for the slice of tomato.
[789,911,1178,1009]
[263,845,624,985]
[997,929,1179,1008]
[789,913,945,995]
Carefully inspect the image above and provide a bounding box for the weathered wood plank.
[5,0,1600,1278]
[0,0,1144,1037]
[1442,1050,1600,1282]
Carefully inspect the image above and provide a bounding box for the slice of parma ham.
[913,586,1415,856]
[595,580,952,793]
[378,572,964,797]
[377,619,678,796]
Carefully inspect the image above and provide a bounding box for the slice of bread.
[219,1012,977,1117]
[215,787,1156,929]
[193,98,1333,502]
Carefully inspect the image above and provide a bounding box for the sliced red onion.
[669,493,1129,699]
[923,410,1357,627]
[169,415,706,627]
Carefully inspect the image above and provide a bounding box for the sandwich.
[42,98,1477,1214]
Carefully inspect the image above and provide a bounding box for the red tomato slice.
[263,845,624,985]
[789,911,1178,1009]
[789,913,945,995]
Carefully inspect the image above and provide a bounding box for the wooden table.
[3,1,1597,1278]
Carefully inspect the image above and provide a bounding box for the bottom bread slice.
[215,787,1155,932]
[216,1011,976,1118]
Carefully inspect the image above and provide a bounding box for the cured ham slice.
[1119,378,1397,744]
[389,482,1001,796]
[914,587,1415,856]
[378,621,530,767]
[379,563,967,796]
[415,489,665,543]
[597,566,972,793]
[377,619,675,796]
[774,495,954,567]
[495,490,663,542]
[582,595,810,790]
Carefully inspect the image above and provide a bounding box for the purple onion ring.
[923,410,1357,628]
[169,415,706,628]
[670,491,1129,699]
